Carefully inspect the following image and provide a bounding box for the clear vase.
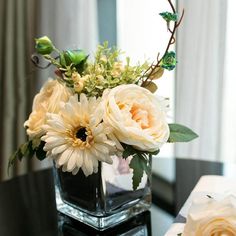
[54,155,152,230]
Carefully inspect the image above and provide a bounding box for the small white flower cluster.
[24,79,169,176]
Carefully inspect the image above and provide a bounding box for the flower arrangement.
[8,0,197,190]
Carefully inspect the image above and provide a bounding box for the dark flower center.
[76,127,87,142]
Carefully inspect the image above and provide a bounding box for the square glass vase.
[54,155,152,230]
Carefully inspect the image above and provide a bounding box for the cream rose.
[182,195,236,236]
[24,79,73,138]
[102,84,169,152]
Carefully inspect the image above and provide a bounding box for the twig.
[31,54,60,69]
[141,1,184,87]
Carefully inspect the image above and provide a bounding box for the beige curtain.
[0,0,99,181]
[0,0,40,181]
[175,0,227,161]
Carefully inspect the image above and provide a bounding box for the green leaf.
[20,142,29,156]
[130,154,146,190]
[159,12,178,22]
[121,144,157,190]
[8,138,47,175]
[35,141,47,161]
[122,144,136,159]
[168,123,198,143]
[147,149,160,156]
[32,138,41,149]
[7,141,32,175]
[7,150,22,175]
[59,52,67,67]
[23,141,35,159]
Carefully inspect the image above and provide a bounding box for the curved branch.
[176,9,185,27]
[31,54,60,69]
[168,0,176,13]
[141,3,184,87]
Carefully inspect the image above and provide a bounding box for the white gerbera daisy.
[42,94,116,176]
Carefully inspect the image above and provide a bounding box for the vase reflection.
[58,211,152,236]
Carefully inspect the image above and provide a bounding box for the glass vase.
[54,155,152,230]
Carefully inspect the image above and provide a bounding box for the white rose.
[24,79,73,138]
[102,84,169,152]
[182,195,236,236]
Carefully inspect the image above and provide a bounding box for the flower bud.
[35,36,54,55]
[100,55,107,63]
[71,72,81,82]
[64,50,87,66]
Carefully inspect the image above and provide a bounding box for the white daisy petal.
[75,150,83,168]
[51,144,68,155]
[81,166,90,177]
[67,150,77,171]
[80,93,88,112]
[57,147,72,165]
[83,151,93,175]
[93,166,98,174]
[62,165,67,172]
[92,124,104,136]
[103,155,113,164]
[93,143,109,154]
[89,147,101,160]
[107,133,124,151]
[44,139,67,151]
[88,150,98,170]
[72,167,79,175]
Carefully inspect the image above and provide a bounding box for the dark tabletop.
[0,157,233,236]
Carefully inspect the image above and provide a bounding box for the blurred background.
[0,0,235,185]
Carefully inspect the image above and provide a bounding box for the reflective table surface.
[0,157,234,236]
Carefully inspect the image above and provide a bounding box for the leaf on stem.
[159,12,178,22]
[149,66,164,80]
[121,144,158,190]
[168,123,198,143]
[144,82,158,93]
[8,138,47,174]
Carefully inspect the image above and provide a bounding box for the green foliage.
[160,51,177,71]
[168,123,198,143]
[8,138,47,174]
[59,50,88,76]
[122,144,159,190]
[82,42,149,97]
[159,12,178,22]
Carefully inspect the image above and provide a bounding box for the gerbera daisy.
[42,94,116,176]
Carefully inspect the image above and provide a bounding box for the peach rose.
[182,195,236,236]
[24,79,73,138]
[102,84,169,152]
